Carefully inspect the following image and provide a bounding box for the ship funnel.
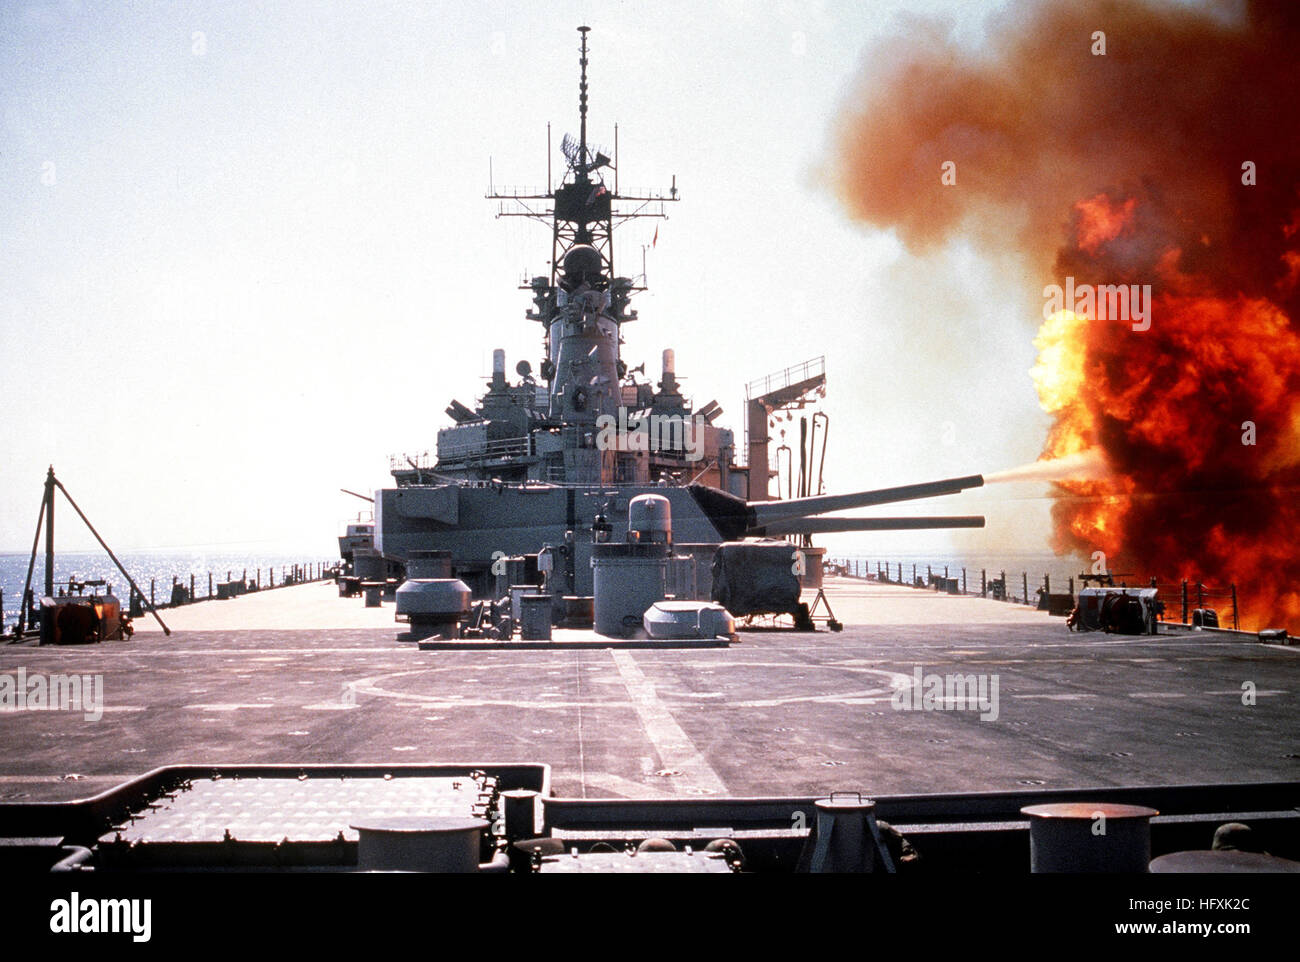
[749,474,984,527]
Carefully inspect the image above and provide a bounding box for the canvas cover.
[711,540,802,617]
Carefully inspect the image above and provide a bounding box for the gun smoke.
[832,0,1300,627]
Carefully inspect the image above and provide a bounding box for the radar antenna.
[486,26,680,292]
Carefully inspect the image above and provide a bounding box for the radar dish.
[561,133,583,167]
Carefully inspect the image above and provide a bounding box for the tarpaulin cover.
[710,540,801,617]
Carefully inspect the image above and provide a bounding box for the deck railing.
[3,561,339,636]
[825,556,1243,630]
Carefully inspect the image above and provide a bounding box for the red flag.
[652,225,659,248]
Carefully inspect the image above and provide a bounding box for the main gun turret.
[685,474,986,541]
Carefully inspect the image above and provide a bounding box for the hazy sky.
[2,0,1101,557]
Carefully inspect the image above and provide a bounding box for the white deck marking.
[573,656,587,799]
[610,650,727,796]
[181,704,276,711]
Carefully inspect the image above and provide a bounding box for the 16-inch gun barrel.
[748,474,984,527]
[684,474,986,542]
[760,515,986,536]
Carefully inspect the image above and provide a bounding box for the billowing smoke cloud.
[834,0,1300,628]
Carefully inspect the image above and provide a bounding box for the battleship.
[366,26,986,605]
[1,26,1298,918]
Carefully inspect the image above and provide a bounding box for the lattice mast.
[486,24,678,351]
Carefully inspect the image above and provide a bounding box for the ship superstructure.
[373,28,986,598]
[375,27,757,596]
[392,26,735,494]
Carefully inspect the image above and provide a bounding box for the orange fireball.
[832,0,1300,629]
[1033,194,1300,629]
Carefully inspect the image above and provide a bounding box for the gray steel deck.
[1,578,1296,803]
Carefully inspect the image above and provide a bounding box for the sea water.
[0,549,332,630]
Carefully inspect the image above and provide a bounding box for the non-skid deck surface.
[1,579,1296,802]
